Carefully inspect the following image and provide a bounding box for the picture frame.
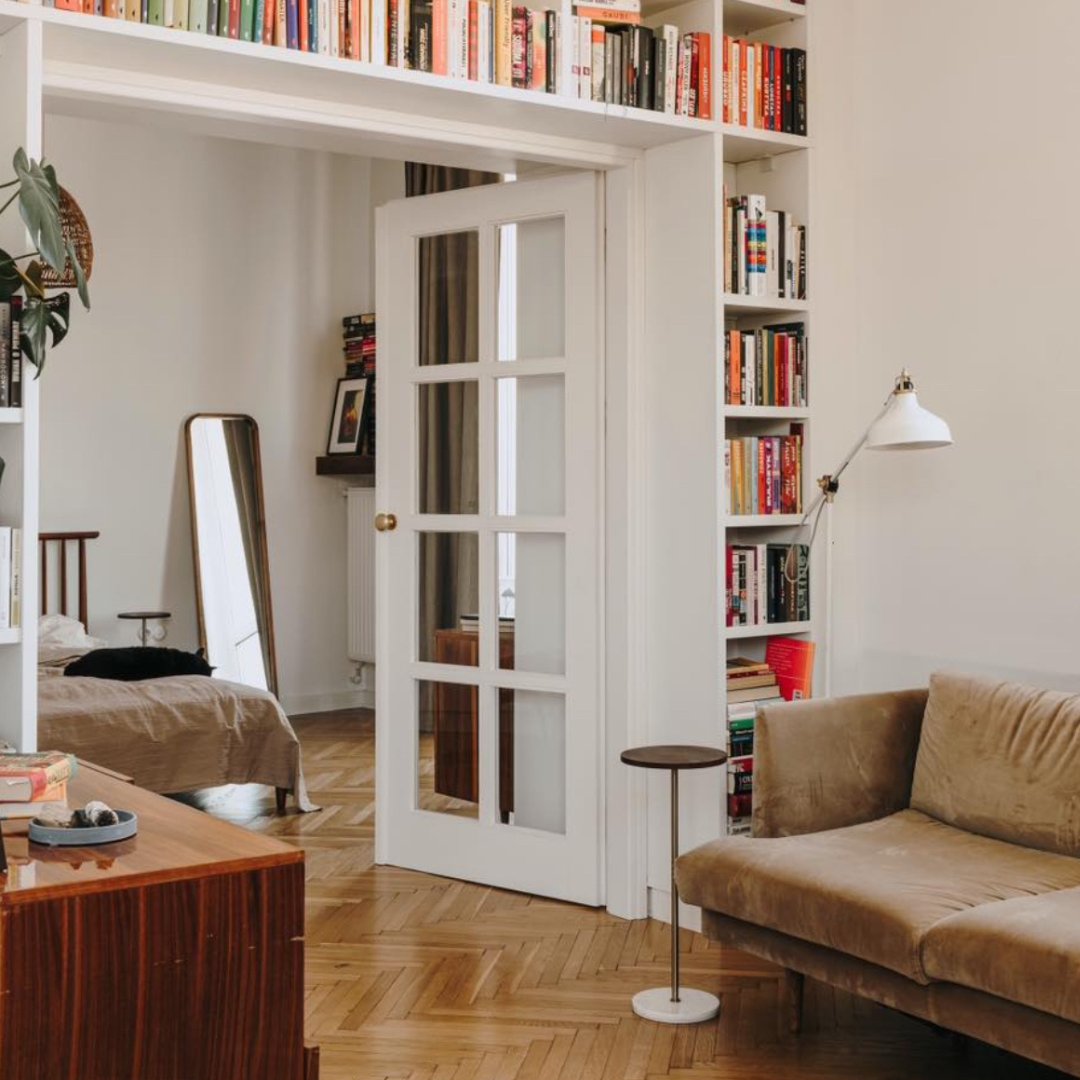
[326,376,369,455]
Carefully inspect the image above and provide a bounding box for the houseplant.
[0,147,90,374]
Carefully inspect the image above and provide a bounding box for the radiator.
[346,488,376,663]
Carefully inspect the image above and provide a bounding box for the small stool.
[621,744,727,1024]
[118,611,171,647]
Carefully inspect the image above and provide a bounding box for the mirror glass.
[186,415,278,695]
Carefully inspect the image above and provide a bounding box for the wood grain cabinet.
[0,765,309,1079]
[434,628,515,818]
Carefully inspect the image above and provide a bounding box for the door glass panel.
[498,689,565,834]
[496,375,565,516]
[497,533,565,675]
[418,679,479,820]
[418,381,479,514]
[418,230,479,366]
[418,532,478,665]
[498,217,565,361]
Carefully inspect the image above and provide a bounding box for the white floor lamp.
[792,370,953,697]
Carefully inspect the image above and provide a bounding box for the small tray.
[29,810,138,847]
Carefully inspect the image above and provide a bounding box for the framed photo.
[326,377,369,455]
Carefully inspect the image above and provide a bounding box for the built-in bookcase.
[719,0,811,834]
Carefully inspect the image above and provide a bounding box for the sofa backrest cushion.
[910,671,1080,856]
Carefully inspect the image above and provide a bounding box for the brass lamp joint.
[894,369,916,394]
[818,474,839,503]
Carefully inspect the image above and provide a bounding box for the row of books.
[0,750,74,819]
[721,35,807,135]
[0,528,23,631]
[724,323,806,408]
[48,0,713,118]
[723,193,807,300]
[343,313,376,455]
[0,299,24,409]
[726,543,809,627]
[725,429,803,516]
[572,23,713,116]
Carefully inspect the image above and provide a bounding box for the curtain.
[223,417,275,692]
[408,163,499,668]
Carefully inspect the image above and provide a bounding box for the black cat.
[64,646,214,682]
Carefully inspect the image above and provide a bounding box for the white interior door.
[375,172,603,906]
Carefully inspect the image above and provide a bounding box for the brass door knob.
[374,512,398,532]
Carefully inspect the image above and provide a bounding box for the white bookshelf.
[719,0,812,835]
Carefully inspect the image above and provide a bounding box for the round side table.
[621,744,727,1025]
[118,610,171,647]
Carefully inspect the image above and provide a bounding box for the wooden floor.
[192,710,1068,1080]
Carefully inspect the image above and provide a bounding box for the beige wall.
[834,0,1080,692]
[39,115,377,713]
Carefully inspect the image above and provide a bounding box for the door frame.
[373,158,651,919]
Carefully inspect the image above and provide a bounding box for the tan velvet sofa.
[675,671,1080,1076]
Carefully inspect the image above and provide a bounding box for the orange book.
[697,31,711,119]
[299,0,309,49]
[263,0,275,43]
[56,0,83,10]
[348,0,361,58]
[572,6,637,23]
[105,0,120,16]
[433,0,447,73]
[765,637,815,701]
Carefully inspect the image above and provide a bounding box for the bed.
[35,532,315,812]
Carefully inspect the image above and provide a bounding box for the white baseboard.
[647,886,703,933]
[282,687,374,717]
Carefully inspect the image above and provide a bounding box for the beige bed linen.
[37,659,316,811]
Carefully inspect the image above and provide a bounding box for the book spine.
[371,0,386,60]
[9,297,21,409]
[9,527,20,630]
[298,0,309,46]
[590,23,603,101]
[510,5,524,86]
[0,302,10,410]
[206,0,218,31]
[0,528,11,631]
[467,0,477,77]
[187,0,207,29]
[240,0,255,37]
[577,15,590,99]
[148,0,164,24]
[478,0,491,80]
[697,31,711,119]
[493,0,510,84]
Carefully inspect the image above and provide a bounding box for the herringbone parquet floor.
[192,710,1067,1080]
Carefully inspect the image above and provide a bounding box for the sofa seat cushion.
[675,809,1080,984]
[922,888,1080,1023]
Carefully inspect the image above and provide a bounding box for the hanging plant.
[0,148,90,375]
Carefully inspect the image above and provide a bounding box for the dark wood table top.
[620,745,727,770]
[117,611,172,620]
[0,764,301,905]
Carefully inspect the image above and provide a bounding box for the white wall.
[834,0,1080,693]
[39,115,377,714]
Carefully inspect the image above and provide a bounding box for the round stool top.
[620,745,727,770]
[118,611,172,620]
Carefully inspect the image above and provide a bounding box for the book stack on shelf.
[721,35,806,134]
[0,750,74,820]
[725,657,781,835]
[725,542,808,627]
[570,0,712,116]
[343,312,376,455]
[0,298,24,409]
[725,323,806,408]
[725,426,803,516]
[723,192,806,300]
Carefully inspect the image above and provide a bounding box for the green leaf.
[21,292,71,376]
[13,149,64,273]
[0,249,23,302]
[65,241,90,311]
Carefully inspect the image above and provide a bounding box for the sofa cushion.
[922,888,1080,1024]
[910,671,1080,856]
[675,809,1080,984]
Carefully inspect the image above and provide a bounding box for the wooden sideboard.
[434,628,515,817]
[0,764,310,1079]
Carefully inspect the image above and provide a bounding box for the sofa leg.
[275,787,288,814]
[783,970,804,1035]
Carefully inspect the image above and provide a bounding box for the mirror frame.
[184,413,280,698]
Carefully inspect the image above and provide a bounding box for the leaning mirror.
[185,414,279,697]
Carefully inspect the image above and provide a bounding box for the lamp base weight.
[631,987,720,1025]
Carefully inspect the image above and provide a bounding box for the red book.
[263,0,275,43]
[689,33,699,116]
[697,32,712,120]
[765,637,815,701]
[739,39,749,125]
[299,0,309,51]
[763,438,773,514]
[229,0,241,37]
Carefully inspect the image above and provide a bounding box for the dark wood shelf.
[315,454,375,477]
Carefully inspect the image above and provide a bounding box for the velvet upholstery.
[911,671,1080,856]
[677,809,1080,982]
[923,887,1080,1024]
[751,689,927,838]
[702,911,1080,1077]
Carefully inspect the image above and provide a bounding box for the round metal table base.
[631,987,720,1025]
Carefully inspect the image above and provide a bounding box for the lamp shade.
[865,376,952,451]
